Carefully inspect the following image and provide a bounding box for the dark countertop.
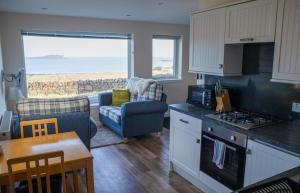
[247,120,300,158]
[169,103,300,158]
[169,103,215,119]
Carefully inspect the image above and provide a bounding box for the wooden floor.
[90,129,204,193]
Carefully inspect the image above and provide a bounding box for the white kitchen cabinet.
[169,110,202,179]
[189,8,243,76]
[272,0,300,84]
[225,0,278,44]
[244,140,300,186]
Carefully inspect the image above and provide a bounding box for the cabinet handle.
[230,136,236,141]
[218,64,223,69]
[196,139,201,144]
[179,119,189,124]
[240,38,254,42]
[246,149,251,155]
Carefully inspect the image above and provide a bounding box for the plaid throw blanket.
[130,83,163,102]
[16,97,90,120]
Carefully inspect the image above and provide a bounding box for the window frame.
[21,31,133,104]
[152,35,181,81]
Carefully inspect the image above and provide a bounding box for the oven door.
[200,131,246,190]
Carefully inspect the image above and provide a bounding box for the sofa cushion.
[99,106,121,124]
[108,108,121,124]
[112,89,130,106]
[99,106,113,116]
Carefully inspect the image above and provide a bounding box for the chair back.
[7,151,67,193]
[20,118,59,138]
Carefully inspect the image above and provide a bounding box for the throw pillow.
[112,89,130,106]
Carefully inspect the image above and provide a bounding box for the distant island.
[27,55,65,59]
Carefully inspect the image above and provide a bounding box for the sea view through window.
[22,33,130,100]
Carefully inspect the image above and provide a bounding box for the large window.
[22,32,131,101]
[152,36,180,80]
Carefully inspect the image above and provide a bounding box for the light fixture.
[1,68,25,111]
[1,68,25,87]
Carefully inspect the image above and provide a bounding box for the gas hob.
[206,111,281,130]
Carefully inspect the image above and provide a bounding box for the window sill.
[155,79,183,84]
[90,103,99,108]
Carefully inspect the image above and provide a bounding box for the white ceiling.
[0,0,202,24]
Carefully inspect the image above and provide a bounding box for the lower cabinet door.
[244,140,300,186]
[171,125,201,178]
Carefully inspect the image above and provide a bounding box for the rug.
[90,126,124,149]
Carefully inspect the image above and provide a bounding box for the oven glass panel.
[200,132,246,190]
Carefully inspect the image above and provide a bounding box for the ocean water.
[25,57,172,74]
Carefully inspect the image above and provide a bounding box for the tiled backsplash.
[205,43,300,120]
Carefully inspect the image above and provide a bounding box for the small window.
[152,36,180,80]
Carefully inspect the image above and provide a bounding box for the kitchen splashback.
[205,43,300,120]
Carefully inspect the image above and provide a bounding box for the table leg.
[86,159,94,193]
[73,170,79,193]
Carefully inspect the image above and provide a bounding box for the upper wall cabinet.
[272,0,300,84]
[189,8,243,76]
[225,0,278,44]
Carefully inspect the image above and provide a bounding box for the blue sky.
[23,36,174,58]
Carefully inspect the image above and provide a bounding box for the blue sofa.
[12,97,97,150]
[98,83,168,138]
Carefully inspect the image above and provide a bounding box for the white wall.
[0,12,196,104]
[0,35,6,115]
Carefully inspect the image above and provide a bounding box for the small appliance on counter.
[187,85,216,110]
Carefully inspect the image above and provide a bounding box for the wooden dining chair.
[7,151,67,193]
[20,118,59,138]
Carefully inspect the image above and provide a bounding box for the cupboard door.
[272,0,300,83]
[225,0,277,43]
[171,125,201,178]
[244,140,300,186]
[189,8,226,74]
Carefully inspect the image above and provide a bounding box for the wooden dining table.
[0,131,94,193]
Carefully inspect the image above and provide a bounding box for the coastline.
[26,72,128,82]
[25,69,173,98]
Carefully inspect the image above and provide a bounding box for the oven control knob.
[230,136,236,141]
[208,127,213,132]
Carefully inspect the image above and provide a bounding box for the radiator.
[0,111,12,140]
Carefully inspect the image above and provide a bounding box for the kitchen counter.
[247,120,300,158]
[169,103,215,119]
[169,103,300,158]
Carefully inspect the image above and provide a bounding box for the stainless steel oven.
[200,120,248,190]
